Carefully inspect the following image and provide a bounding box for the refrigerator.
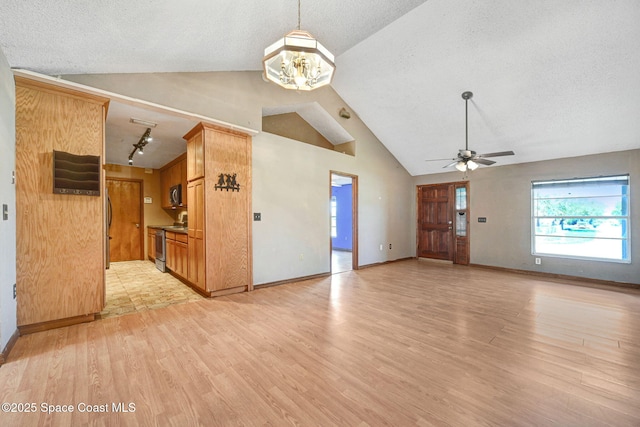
[106,188,112,269]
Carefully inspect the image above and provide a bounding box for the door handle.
[135,223,140,228]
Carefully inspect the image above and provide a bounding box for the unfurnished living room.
[0,1,639,426]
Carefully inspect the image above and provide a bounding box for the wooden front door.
[417,182,470,264]
[107,178,144,262]
[418,184,453,260]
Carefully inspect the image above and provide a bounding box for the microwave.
[169,184,182,206]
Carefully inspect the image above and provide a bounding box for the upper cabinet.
[160,153,187,209]
[186,129,204,182]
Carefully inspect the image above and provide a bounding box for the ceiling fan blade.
[473,158,496,166]
[477,150,515,158]
[425,158,456,162]
[443,160,459,168]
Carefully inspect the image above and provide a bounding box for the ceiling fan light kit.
[262,0,335,91]
[426,91,515,172]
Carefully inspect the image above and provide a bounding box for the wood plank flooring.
[1,259,639,426]
[332,249,352,274]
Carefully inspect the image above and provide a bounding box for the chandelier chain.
[297,0,301,30]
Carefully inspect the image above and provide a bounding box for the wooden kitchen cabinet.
[165,231,176,271]
[164,231,188,280]
[174,234,188,279]
[187,178,206,291]
[184,123,252,297]
[160,154,187,209]
[186,129,204,181]
[147,228,157,261]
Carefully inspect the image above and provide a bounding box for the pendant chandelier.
[262,0,335,91]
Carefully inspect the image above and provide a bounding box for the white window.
[330,196,337,238]
[532,175,630,262]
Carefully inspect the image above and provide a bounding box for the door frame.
[416,180,470,264]
[330,171,358,272]
[106,177,145,261]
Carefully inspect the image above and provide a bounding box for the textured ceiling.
[1,0,639,175]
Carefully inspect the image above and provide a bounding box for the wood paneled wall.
[15,77,109,327]
[203,125,252,292]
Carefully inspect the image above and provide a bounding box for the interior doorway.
[417,181,470,265]
[330,172,358,273]
[106,178,144,262]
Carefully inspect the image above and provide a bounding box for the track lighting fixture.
[127,128,152,166]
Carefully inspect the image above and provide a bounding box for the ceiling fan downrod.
[462,91,472,152]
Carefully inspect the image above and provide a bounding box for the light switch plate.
[253,213,261,221]
[144,197,152,204]
[2,204,7,220]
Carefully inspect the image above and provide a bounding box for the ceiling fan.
[427,91,514,172]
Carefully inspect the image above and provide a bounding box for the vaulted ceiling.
[1,1,639,175]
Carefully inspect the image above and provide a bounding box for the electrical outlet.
[379,244,383,251]
[13,283,16,299]
[389,243,392,249]
[535,258,541,265]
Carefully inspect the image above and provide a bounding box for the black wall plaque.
[53,150,100,196]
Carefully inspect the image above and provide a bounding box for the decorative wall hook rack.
[215,173,241,192]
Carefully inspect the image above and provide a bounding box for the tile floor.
[102,252,351,320]
[100,260,203,319]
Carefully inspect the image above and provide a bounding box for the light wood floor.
[332,249,352,274]
[1,259,639,426]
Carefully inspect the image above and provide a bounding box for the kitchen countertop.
[148,225,188,234]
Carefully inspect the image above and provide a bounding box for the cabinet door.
[176,241,188,278]
[187,179,205,290]
[187,130,204,181]
[180,158,188,206]
[148,231,156,260]
[160,168,171,208]
[166,238,176,271]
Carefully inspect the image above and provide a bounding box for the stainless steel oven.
[155,229,166,272]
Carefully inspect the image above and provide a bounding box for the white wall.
[0,46,17,349]
[413,149,640,284]
[65,71,414,285]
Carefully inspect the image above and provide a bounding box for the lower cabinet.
[147,228,156,261]
[166,231,188,280]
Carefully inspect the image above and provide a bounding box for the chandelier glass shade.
[262,1,335,92]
